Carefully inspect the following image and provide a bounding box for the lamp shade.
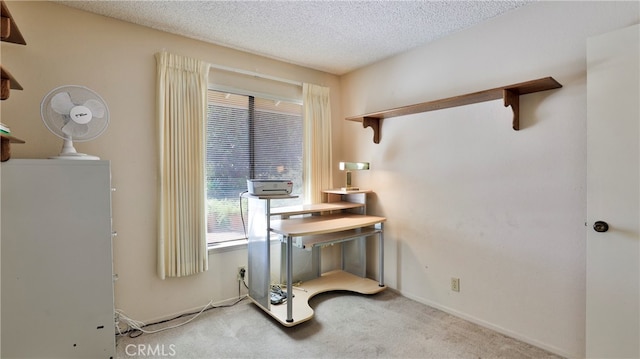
[339,162,370,171]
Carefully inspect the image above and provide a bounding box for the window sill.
[207,237,283,254]
[207,239,248,254]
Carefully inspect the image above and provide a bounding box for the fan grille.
[41,85,110,142]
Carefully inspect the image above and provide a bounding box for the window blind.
[206,90,303,243]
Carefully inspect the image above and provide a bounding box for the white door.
[586,24,639,358]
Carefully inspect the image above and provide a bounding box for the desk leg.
[286,235,294,323]
[378,223,385,287]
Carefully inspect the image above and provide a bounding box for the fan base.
[50,153,100,160]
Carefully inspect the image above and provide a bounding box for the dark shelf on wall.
[1,0,26,161]
[345,77,562,144]
[1,133,25,162]
[1,0,26,45]
[1,65,22,100]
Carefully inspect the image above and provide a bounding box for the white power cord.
[115,299,214,336]
[115,295,247,338]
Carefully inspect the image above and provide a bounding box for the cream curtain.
[303,83,333,204]
[156,52,210,279]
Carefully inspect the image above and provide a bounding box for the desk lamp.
[339,161,370,191]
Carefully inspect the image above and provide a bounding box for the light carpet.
[116,290,563,359]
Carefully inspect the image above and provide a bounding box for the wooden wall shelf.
[0,0,25,101]
[1,0,26,161]
[1,133,25,162]
[345,77,562,144]
[1,0,26,45]
[1,65,22,100]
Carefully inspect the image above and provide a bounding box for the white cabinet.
[1,160,115,358]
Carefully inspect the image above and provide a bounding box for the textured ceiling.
[55,1,533,75]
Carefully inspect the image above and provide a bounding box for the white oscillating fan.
[41,85,109,160]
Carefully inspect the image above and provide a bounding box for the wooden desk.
[245,191,386,326]
[271,213,385,236]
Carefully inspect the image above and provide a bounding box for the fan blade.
[61,121,90,138]
[51,92,75,115]
[83,99,106,118]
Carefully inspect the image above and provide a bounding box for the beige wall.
[1,1,341,323]
[4,1,640,358]
[340,2,639,358]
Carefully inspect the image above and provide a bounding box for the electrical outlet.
[237,266,247,281]
[451,277,460,292]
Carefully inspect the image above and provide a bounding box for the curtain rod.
[208,63,303,87]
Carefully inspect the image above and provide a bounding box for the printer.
[247,179,293,195]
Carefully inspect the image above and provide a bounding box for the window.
[206,90,304,245]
